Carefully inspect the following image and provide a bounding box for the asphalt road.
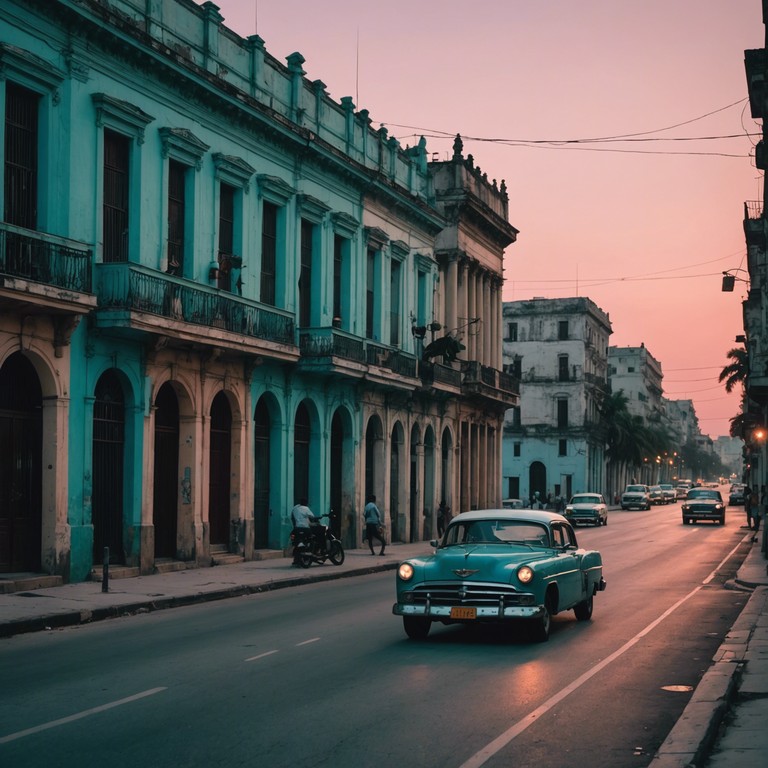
[0,500,750,768]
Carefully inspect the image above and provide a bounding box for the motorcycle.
[291,514,345,568]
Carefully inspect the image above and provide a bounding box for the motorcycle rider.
[291,498,323,565]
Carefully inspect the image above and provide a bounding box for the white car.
[621,484,651,510]
[564,493,608,526]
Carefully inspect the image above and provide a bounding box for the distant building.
[608,345,664,425]
[713,436,744,477]
[502,297,612,504]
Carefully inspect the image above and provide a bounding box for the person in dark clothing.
[363,494,386,556]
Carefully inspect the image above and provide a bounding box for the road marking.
[458,586,705,768]
[0,687,166,744]
[296,637,320,646]
[245,650,279,662]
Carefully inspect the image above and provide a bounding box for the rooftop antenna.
[254,0,258,34]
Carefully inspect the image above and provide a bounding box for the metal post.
[102,546,109,593]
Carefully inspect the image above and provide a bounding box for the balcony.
[744,201,765,248]
[461,361,519,408]
[95,263,297,360]
[0,222,95,315]
[298,330,419,388]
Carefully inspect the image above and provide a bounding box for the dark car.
[728,485,746,506]
[682,488,725,525]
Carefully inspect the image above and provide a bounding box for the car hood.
[403,545,556,583]
[569,503,601,510]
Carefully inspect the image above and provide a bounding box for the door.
[153,384,179,558]
[208,393,231,547]
[92,371,125,565]
[0,353,42,572]
[253,398,270,548]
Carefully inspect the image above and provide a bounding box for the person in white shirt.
[363,494,386,556]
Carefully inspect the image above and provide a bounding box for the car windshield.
[660,485,673,490]
[687,489,721,500]
[572,495,600,504]
[443,519,550,547]
[626,485,645,492]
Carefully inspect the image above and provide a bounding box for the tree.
[719,346,748,394]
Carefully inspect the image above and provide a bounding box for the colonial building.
[501,297,612,504]
[0,0,517,582]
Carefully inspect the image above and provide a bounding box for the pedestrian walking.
[745,484,756,529]
[756,485,766,543]
[364,494,386,556]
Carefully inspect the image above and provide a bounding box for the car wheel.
[328,540,345,565]
[719,516,725,526]
[531,592,555,642]
[574,595,593,621]
[403,616,431,640]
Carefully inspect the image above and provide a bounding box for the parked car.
[392,509,606,642]
[564,493,608,526]
[648,485,665,505]
[682,488,726,525]
[659,483,677,504]
[675,484,691,499]
[621,484,651,510]
[728,485,746,506]
[502,498,525,510]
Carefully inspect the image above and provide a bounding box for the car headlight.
[565,507,573,514]
[682,504,689,512]
[398,563,414,581]
[715,504,724,511]
[517,565,534,584]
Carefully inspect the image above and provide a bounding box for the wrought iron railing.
[0,222,92,293]
[299,328,366,363]
[299,328,418,378]
[96,263,294,344]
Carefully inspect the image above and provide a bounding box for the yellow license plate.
[450,606,477,620]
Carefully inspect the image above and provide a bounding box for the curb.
[0,561,399,639]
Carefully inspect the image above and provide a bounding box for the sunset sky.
[209,0,764,439]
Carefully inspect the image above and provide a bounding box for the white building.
[502,297,612,505]
[608,345,664,425]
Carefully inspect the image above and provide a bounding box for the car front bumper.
[392,602,545,620]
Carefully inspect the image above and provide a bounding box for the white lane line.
[296,637,320,646]
[245,650,279,662]
[458,586,704,768]
[0,687,167,744]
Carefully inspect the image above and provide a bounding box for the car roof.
[450,509,569,525]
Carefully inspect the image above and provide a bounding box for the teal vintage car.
[393,509,606,642]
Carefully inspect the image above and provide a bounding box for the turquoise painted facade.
[0,0,517,583]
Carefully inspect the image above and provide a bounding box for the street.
[0,501,751,768]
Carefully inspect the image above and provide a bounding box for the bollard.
[102,546,109,593]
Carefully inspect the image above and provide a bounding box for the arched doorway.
[364,415,384,502]
[209,393,232,547]
[440,427,453,514]
[410,424,421,542]
[294,402,311,505]
[153,383,179,559]
[93,370,125,565]
[423,426,436,539]
[253,398,271,549]
[0,353,42,572]
[390,422,405,543]
[329,410,344,540]
[529,461,547,507]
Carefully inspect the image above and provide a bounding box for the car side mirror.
[429,539,439,548]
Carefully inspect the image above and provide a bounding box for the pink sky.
[210,0,764,438]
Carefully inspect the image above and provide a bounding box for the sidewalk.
[1,535,766,768]
[649,533,768,768]
[0,542,428,638]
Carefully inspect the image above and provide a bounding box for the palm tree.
[719,346,748,393]
[720,345,749,439]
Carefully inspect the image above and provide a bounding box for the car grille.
[408,581,532,607]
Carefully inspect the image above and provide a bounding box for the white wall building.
[502,297,612,505]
